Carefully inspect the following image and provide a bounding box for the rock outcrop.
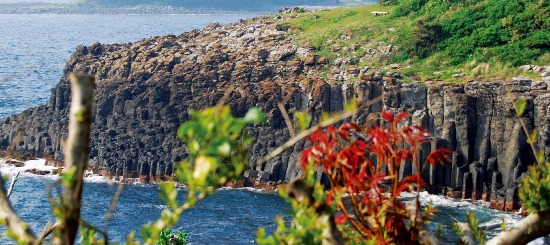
[0,15,548,211]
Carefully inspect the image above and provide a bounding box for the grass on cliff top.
[283,4,398,67]
[283,1,549,82]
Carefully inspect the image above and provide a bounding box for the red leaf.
[382,111,394,122]
[338,130,350,141]
[335,215,347,225]
[396,112,409,123]
[426,148,452,166]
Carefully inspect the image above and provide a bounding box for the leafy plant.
[158,228,189,245]
[513,97,550,213]
[137,106,265,244]
[258,111,451,244]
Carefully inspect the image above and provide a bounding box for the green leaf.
[159,181,178,210]
[295,111,312,132]
[61,166,78,187]
[344,98,357,112]
[193,156,218,186]
[527,129,538,145]
[177,122,202,140]
[515,98,527,116]
[244,107,266,123]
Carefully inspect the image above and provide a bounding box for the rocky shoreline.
[0,12,548,212]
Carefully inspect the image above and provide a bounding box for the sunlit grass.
[280,3,547,83]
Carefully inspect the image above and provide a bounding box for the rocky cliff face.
[0,15,548,211]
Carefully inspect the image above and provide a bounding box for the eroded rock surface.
[0,16,548,211]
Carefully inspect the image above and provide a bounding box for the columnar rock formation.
[0,16,548,211]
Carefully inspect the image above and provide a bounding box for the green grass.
[284,4,398,68]
[281,1,549,83]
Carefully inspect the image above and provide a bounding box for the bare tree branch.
[35,221,60,245]
[52,74,95,245]
[105,183,124,230]
[7,171,20,198]
[278,103,296,138]
[487,211,550,245]
[0,171,36,243]
[256,95,384,166]
[81,220,108,245]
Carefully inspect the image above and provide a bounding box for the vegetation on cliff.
[283,0,549,81]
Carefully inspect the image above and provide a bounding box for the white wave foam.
[219,186,272,194]
[0,158,114,183]
[0,158,60,178]
[400,191,489,209]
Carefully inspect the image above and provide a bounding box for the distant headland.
[0,0,376,14]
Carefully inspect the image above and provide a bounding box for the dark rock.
[0,16,547,210]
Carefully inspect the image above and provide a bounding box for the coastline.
[0,6,547,215]
[0,157,530,216]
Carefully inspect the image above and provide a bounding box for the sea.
[0,13,541,244]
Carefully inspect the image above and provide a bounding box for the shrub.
[258,111,451,244]
[158,228,189,245]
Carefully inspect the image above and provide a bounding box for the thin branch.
[7,171,20,198]
[505,87,542,165]
[487,211,550,245]
[0,171,36,243]
[278,103,296,138]
[81,220,108,245]
[256,95,384,167]
[53,74,95,245]
[348,193,370,229]
[105,183,124,231]
[34,221,60,245]
[215,84,235,114]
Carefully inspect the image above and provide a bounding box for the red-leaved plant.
[301,111,451,244]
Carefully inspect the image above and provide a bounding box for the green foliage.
[515,97,528,117]
[176,106,265,187]
[80,226,102,245]
[466,212,486,244]
[514,96,550,213]
[435,223,443,238]
[138,106,264,245]
[393,0,549,70]
[256,194,325,245]
[400,17,441,58]
[519,162,550,213]
[391,0,428,17]
[158,228,189,245]
[279,0,546,81]
[256,162,338,245]
[283,4,396,66]
[294,111,312,132]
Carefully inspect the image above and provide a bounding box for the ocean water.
[0,160,528,244]
[0,13,540,245]
[3,164,287,244]
[0,13,261,118]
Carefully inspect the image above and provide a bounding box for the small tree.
[258,111,449,244]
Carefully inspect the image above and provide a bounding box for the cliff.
[0,13,548,211]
